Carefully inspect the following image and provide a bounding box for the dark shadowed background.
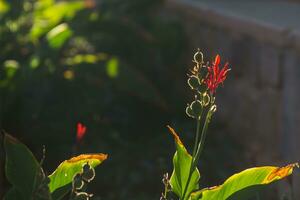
[1,0,299,199]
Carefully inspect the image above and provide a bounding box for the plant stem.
[181,110,204,200]
[192,116,202,158]
[182,105,214,200]
[193,107,213,167]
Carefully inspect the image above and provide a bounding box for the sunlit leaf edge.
[167,125,200,200]
[190,163,299,200]
[48,153,108,193]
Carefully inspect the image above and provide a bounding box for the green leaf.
[106,57,119,78]
[48,153,108,193]
[46,23,73,49]
[190,163,299,200]
[167,126,200,200]
[4,133,50,200]
[30,1,85,40]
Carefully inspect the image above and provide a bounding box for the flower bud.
[194,50,204,63]
[186,100,203,120]
[187,75,201,90]
[201,92,210,107]
[73,174,84,190]
[82,163,95,182]
[209,105,217,113]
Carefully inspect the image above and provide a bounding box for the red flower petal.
[76,122,87,142]
[204,55,230,94]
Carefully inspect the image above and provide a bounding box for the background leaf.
[30,1,84,40]
[48,153,108,193]
[46,23,73,49]
[190,164,299,200]
[4,133,48,200]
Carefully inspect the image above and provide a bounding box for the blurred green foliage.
[0,0,244,199]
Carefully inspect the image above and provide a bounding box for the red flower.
[205,55,230,94]
[76,122,87,142]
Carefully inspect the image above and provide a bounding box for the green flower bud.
[187,75,201,90]
[209,104,217,113]
[186,100,203,120]
[82,165,95,183]
[193,50,204,65]
[73,174,84,190]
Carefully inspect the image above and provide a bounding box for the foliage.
[3,133,107,200]
[0,0,185,198]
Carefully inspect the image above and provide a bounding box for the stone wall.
[166,0,300,199]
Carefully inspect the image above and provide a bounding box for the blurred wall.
[166,0,300,199]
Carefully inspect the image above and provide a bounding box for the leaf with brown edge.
[167,125,184,147]
[167,126,200,200]
[190,163,299,200]
[48,153,108,193]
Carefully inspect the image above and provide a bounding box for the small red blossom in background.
[76,122,87,142]
[205,54,230,94]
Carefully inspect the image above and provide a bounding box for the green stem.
[181,118,201,200]
[192,116,202,158]
[193,108,213,167]
[182,108,205,200]
[182,105,214,200]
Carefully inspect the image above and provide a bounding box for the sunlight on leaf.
[48,153,108,193]
[46,23,72,49]
[190,163,299,200]
[4,60,19,79]
[64,53,108,65]
[30,56,40,69]
[106,57,119,78]
[168,126,200,200]
[30,1,84,40]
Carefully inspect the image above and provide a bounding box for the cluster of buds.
[186,50,230,119]
[160,173,171,200]
[71,163,96,200]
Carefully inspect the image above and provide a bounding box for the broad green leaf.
[4,134,50,200]
[190,163,299,200]
[46,23,73,49]
[168,126,200,200]
[48,153,108,193]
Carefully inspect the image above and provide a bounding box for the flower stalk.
[181,50,229,200]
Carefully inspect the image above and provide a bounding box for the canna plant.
[162,50,299,200]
